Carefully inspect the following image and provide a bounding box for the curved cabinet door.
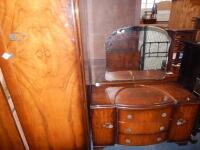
[0,0,89,149]
[169,104,199,141]
[0,83,25,150]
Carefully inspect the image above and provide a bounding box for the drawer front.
[118,106,173,123]
[118,121,170,134]
[118,132,167,146]
[169,104,199,141]
[91,108,115,146]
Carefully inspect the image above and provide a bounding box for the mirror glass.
[104,26,171,81]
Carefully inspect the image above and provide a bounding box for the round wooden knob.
[126,128,132,133]
[125,139,131,144]
[160,126,165,131]
[176,118,186,126]
[127,114,133,120]
[161,112,167,118]
[103,123,113,128]
[186,97,191,101]
[157,137,162,142]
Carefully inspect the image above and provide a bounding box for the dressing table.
[89,26,200,148]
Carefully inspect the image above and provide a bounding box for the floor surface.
[103,134,200,150]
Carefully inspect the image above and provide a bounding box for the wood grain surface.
[0,84,25,150]
[0,0,89,149]
[118,132,167,146]
[91,108,116,146]
[168,0,200,40]
[168,104,199,141]
[169,0,200,29]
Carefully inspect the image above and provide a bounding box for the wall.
[86,0,140,60]
[80,0,141,83]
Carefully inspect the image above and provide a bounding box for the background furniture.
[179,41,200,92]
[167,29,197,74]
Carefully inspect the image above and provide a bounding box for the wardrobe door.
[0,83,25,150]
[0,0,89,149]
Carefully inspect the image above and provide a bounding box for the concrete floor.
[104,134,200,150]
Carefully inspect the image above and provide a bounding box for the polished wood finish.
[0,84,25,150]
[91,108,115,146]
[118,122,169,134]
[118,107,172,123]
[150,83,198,103]
[168,104,199,141]
[105,70,177,82]
[106,86,175,108]
[0,0,89,149]
[168,0,200,41]
[169,0,200,29]
[91,82,200,146]
[118,132,167,146]
[91,86,114,106]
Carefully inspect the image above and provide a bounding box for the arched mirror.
[105,26,171,81]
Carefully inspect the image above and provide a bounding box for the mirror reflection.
[105,26,171,81]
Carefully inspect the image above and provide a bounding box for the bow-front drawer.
[118,121,169,134]
[118,106,173,123]
[118,132,167,146]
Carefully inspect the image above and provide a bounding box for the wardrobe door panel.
[0,83,25,150]
[0,0,89,149]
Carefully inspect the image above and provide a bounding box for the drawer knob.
[157,137,162,142]
[186,97,191,101]
[103,123,113,129]
[125,139,131,144]
[126,128,132,133]
[127,114,133,120]
[160,126,165,131]
[161,113,167,118]
[177,119,186,126]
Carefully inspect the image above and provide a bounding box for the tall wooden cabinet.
[0,0,89,149]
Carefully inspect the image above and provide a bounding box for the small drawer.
[118,106,173,123]
[118,132,167,146]
[118,121,169,134]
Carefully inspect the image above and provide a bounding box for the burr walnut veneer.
[91,83,199,147]
[0,0,89,149]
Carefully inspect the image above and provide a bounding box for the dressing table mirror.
[104,25,173,82]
